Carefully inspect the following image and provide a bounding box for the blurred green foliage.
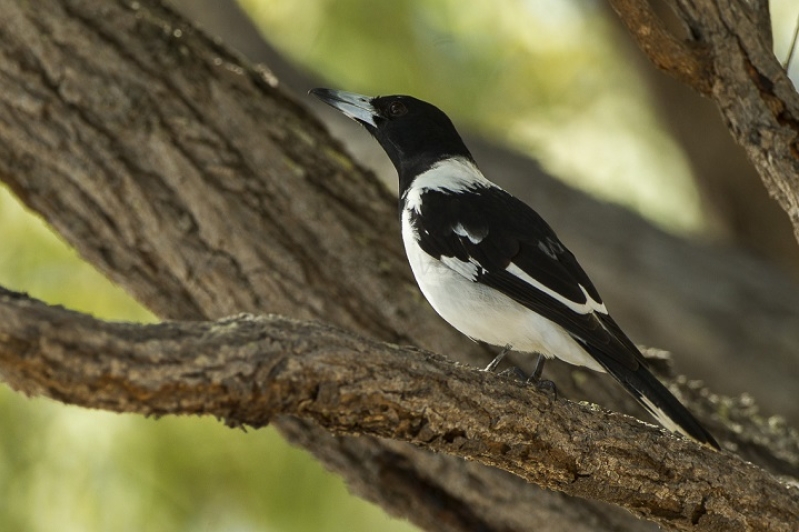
[0,385,414,531]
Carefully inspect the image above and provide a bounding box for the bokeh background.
[1,1,798,530]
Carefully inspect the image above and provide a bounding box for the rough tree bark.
[0,1,797,532]
[1,287,798,532]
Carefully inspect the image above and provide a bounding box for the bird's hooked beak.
[309,88,379,128]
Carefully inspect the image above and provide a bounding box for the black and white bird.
[310,88,718,448]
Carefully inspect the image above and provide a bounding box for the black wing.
[409,185,641,371]
[407,184,719,447]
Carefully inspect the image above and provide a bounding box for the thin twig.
[785,11,799,71]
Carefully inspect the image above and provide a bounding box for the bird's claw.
[531,378,558,399]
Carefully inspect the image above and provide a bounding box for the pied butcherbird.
[310,88,718,449]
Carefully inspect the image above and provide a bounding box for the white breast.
[400,205,603,372]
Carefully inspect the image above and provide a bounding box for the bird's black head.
[310,88,474,187]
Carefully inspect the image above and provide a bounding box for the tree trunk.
[0,1,797,531]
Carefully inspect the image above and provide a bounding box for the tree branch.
[1,287,797,532]
[607,0,713,94]
[609,0,799,243]
[1,1,799,531]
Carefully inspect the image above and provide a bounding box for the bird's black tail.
[588,350,719,449]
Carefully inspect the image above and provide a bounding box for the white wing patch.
[579,285,608,314]
[506,263,608,315]
[453,222,487,244]
[441,255,481,281]
[401,206,481,282]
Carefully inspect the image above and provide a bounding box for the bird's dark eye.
[388,100,407,117]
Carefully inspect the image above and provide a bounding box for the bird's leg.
[483,344,512,372]
[529,353,546,382]
[527,353,558,397]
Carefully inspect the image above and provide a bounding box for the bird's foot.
[526,353,558,398]
[531,378,558,399]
